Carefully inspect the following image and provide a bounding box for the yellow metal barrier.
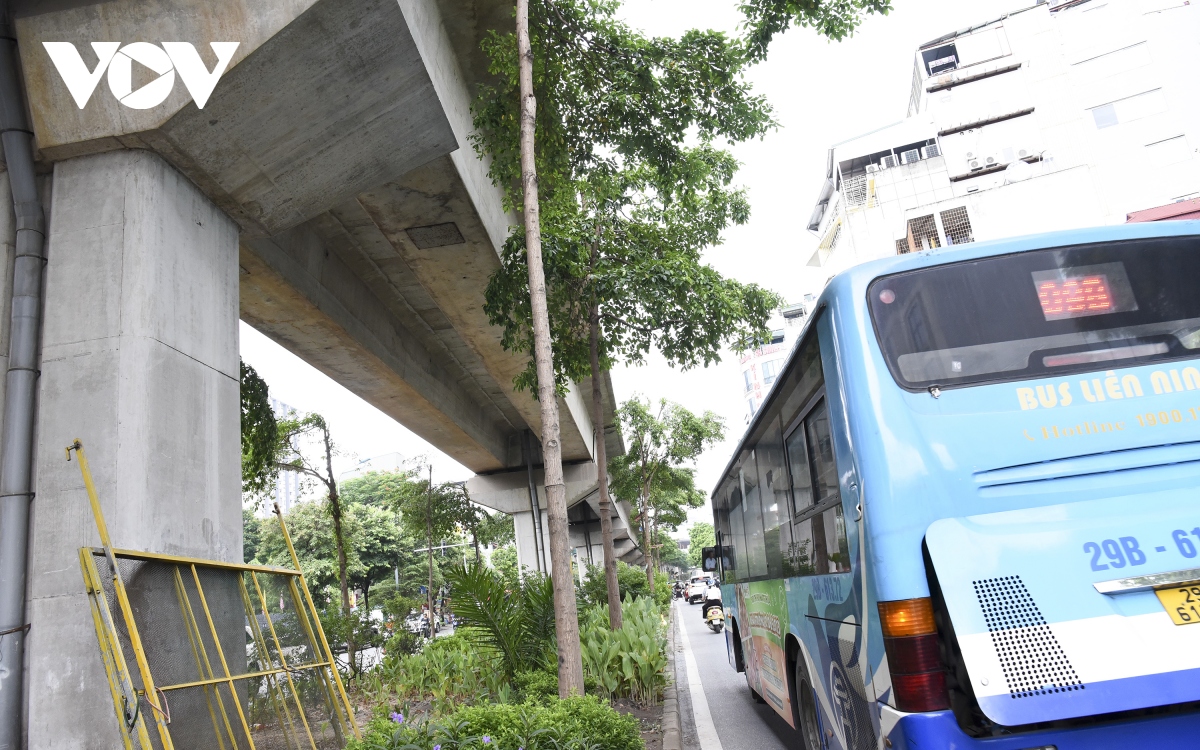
[69,440,361,749]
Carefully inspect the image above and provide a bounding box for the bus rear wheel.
[792,658,821,750]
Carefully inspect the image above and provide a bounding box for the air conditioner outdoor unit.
[901,149,922,165]
[881,155,898,169]
[922,143,942,159]
[865,164,880,173]
[969,159,982,171]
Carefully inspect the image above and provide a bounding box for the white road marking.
[678,603,725,750]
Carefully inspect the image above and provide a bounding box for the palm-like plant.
[446,563,557,678]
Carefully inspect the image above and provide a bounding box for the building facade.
[270,397,301,514]
[739,301,811,420]
[807,0,1200,275]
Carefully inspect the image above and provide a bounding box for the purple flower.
[482,737,491,744]
[390,712,404,724]
[434,746,441,750]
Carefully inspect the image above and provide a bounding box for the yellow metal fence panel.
[69,440,358,750]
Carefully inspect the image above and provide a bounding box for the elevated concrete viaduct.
[3,0,641,745]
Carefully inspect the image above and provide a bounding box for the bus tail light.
[879,598,950,713]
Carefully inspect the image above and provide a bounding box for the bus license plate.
[1155,585,1200,625]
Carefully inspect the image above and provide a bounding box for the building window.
[743,369,755,393]
[843,174,868,207]
[907,214,941,252]
[896,238,911,255]
[940,206,974,245]
[1089,89,1167,130]
[762,359,781,386]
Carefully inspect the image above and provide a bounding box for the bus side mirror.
[702,546,719,573]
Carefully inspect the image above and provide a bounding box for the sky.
[240,0,1022,531]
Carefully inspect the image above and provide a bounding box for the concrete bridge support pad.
[24,150,240,748]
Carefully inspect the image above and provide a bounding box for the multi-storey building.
[807,0,1200,275]
[739,301,811,420]
[268,397,302,514]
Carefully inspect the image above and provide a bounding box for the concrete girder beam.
[240,225,513,472]
[356,165,595,464]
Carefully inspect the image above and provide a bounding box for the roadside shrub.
[579,597,667,705]
[513,668,558,700]
[351,695,642,750]
[512,667,600,701]
[361,631,513,714]
[446,563,557,677]
[580,561,671,611]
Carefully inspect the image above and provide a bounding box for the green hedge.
[352,695,642,750]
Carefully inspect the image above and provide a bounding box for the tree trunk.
[642,493,654,594]
[473,527,481,564]
[590,307,622,629]
[427,466,435,637]
[324,425,356,673]
[516,0,584,698]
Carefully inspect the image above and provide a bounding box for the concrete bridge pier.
[468,458,645,580]
[25,149,241,746]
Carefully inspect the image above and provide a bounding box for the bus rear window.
[868,236,1200,390]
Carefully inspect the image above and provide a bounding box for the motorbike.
[705,604,725,633]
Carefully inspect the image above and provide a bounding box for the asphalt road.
[673,598,800,750]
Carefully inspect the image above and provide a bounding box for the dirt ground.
[614,698,663,750]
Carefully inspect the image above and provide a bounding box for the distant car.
[686,577,709,604]
[403,614,430,635]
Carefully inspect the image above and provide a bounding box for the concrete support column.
[25,150,240,747]
[511,508,550,575]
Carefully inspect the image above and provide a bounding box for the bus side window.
[740,462,769,580]
[785,399,851,576]
[786,427,814,514]
[805,403,839,506]
[754,415,791,579]
[728,484,746,582]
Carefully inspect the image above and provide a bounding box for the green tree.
[340,469,417,509]
[739,0,892,61]
[688,522,716,570]
[258,501,356,603]
[268,412,360,664]
[477,2,779,635]
[348,503,405,612]
[396,469,474,635]
[580,560,671,610]
[243,508,263,564]
[609,398,723,594]
[656,532,689,574]
[646,474,705,574]
[491,543,521,591]
[478,510,515,549]
[339,469,444,606]
[240,360,279,500]
[461,504,517,563]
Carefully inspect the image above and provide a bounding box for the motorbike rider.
[701,579,722,621]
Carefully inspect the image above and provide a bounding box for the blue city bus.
[707,222,1200,749]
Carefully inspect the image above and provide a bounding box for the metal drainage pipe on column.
[0,5,47,748]
[523,430,546,573]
